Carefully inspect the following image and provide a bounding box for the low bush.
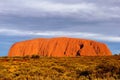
[31,55,40,59]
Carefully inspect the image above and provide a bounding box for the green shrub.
[95,60,120,78]
[31,55,40,59]
[23,55,30,59]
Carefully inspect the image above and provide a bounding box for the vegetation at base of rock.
[0,55,120,80]
[31,55,40,59]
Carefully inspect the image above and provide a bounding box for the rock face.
[8,37,112,57]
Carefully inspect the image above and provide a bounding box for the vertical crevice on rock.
[64,52,66,55]
[80,44,84,49]
[64,39,70,55]
[90,42,93,46]
[76,50,80,56]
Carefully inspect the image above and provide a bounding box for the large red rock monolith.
[8,37,112,57]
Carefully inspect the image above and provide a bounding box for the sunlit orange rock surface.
[8,37,112,57]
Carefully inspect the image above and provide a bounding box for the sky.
[0,0,120,56]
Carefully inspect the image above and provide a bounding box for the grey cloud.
[0,0,120,36]
[0,14,120,36]
[1,28,120,42]
[0,0,120,20]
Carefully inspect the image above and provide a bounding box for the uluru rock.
[8,37,112,57]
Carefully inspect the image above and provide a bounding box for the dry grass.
[0,55,120,80]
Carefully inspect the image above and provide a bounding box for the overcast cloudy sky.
[0,0,120,56]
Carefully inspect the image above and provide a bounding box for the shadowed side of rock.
[8,37,112,57]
